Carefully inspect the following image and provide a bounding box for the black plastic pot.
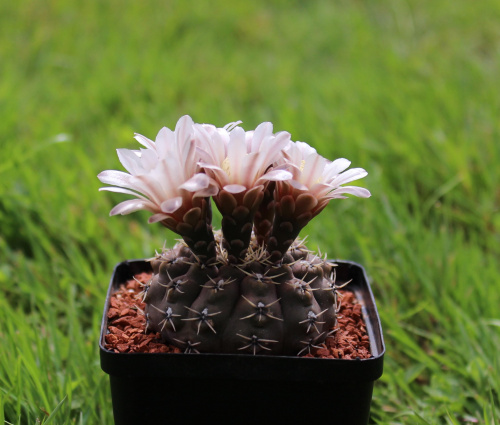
[100,259,385,425]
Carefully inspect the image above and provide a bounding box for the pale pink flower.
[194,121,293,193]
[266,141,370,260]
[97,115,218,226]
[190,121,293,260]
[279,141,371,214]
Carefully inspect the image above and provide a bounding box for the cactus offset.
[99,115,371,355]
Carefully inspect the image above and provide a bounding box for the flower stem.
[253,182,276,247]
[162,198,217,264]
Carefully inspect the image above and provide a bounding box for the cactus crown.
[99,115,370,355]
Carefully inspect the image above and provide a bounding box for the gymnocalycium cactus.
[98,115,370,355]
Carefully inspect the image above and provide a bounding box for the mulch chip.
[105,273,371,359]
[300,291,371,359]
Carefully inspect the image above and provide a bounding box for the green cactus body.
[144,236,340,356]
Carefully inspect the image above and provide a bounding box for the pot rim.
[100,259,385,382]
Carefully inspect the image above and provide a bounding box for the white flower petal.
[302,153,327,186]
[223,184,247,193]
[250,122,273,152]
[282,141,314,173]
[197,162,224,172]
[175,115,194,145]
[210,130,229,163]
[179,173,211,192]
[193,125,214,155]
[193,185,219,198]
[227,127,246,178]
[331,168,368,187]
[289,180,309,191]
[99,186,148,200]
[154,157,185,193]
[239,152,261,186]
[309,182,332,199]
[155,127,175,158]
[131,173,165,205]
[180,139,198,175]
[139,148,158,170]
[149,213,171,223]
[329,186,372,199]
[295,141,317,157]
[110,199,154,216]
[160,197,183,213]
[273,131,293,150]
[134,133,156,150]
[98,170,137,189]
[260,132,291,168]
[117,149,143,175]
[323,158,351,180]
[257,169,293,183]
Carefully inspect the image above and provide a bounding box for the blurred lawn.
[1,0,499,424]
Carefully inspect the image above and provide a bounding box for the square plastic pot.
[100,259,385,425]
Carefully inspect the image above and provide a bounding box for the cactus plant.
[98,115,370,356]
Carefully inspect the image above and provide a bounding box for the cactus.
[98,115,370,355]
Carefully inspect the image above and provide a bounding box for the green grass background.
[1,0,499,423]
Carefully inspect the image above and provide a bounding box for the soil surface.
[104,272,372,359]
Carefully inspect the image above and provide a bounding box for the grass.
[1,0,499,423]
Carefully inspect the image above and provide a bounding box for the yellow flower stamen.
[222,157,231,177]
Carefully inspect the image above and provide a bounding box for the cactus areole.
[98,116,371,356]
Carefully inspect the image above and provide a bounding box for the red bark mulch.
[104,273,371,359]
